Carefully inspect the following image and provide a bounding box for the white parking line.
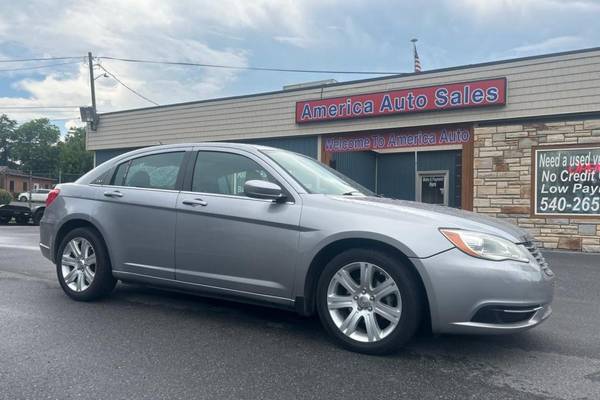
[0,244,40,251]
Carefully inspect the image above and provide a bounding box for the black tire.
[0,217,9,224]
[15,216,28,225]
[56,227,116,301]
[32,208,44,225]
[316,248,423,355]
[19,196,27,202]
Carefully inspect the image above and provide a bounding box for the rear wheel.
[19,196,27,202]
[316,248,423,355]
[0,217,9,224]
[15,216,28,225]
[56,227,116,301]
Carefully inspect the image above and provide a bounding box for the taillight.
[46,188,60,207]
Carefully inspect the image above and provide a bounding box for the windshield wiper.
[342,190,362,196]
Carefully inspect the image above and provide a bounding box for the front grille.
[522,241,554,276]
[472,305,541,324]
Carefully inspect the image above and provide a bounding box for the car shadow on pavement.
[109,281,541,359]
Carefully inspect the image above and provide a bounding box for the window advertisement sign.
[296,78,507,123]
[533,145,600,216]
[324,126,471,153]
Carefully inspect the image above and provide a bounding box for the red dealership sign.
[324,126,471,153]
[296,78,506,123]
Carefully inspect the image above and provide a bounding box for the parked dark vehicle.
[0,204,32,224]
[32,206,45,225]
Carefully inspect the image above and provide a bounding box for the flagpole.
[411,38,422,73]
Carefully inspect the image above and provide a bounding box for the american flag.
[412,39,422,73]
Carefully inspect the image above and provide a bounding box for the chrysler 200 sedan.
[39,143,554,354]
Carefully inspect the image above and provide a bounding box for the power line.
[0,106,80,109]
[98,56,404,75]
[0,54,403,75]
[0,109,80,113]
[0,56,82,63]
[97,64,159,106]
[46,117,82,120]
[0,61,82,73]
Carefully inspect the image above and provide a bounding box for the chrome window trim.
[96,184,181,194]
[179,190,295,205]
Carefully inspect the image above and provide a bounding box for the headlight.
[439,229,530,263]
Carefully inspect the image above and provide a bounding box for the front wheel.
[316,248,423,355]
[19,196,27,202]
[56,227,116,301]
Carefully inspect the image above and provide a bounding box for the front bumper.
[414,247,555,335]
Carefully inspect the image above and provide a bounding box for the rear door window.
[113,152,185,190]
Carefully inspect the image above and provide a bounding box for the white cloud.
[64,119,86,131]
[274,36,313,48]
[0,0,341,122]
[449,0,600,16]
[512,36,587,54]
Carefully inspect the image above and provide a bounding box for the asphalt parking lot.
[0,225,599,400]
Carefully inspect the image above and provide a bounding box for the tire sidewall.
[316,248,422,355]
[32,209,44,225]
[56,227,115,301]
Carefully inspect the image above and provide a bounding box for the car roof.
[77,142,292,185]
[111,142,288,164]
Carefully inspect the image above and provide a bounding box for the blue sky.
[0,0,599,133]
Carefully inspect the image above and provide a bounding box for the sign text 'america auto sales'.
[296,78,507,123]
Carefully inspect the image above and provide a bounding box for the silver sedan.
[39,143,554,354]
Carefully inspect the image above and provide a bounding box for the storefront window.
[416,171,448,206]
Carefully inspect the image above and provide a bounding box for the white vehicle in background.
[18,188,51,202]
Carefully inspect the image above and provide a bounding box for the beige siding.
[88,49,600,150]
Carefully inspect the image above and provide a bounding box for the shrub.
[0,189,12,205]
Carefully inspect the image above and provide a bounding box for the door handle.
[182,198,207,207]
[103,190,124,198]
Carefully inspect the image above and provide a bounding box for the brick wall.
[0,174,54,198]
[473,119,600,252]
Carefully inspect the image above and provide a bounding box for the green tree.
[12,118,60,175]
[58,127,93,180]
[0,114,17,166]
[0,189,12,205]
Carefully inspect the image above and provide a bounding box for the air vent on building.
[283,79,337,91]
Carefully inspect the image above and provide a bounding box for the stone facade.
[473,119,600,252]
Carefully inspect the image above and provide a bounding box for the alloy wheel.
[61,237,96,292]
[326,262,402,343]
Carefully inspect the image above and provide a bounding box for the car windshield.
[262,149,374,196]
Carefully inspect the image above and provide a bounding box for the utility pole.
[88,52,96,112]
[28,170,32,210]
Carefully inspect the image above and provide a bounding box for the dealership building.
[87,47,600,252]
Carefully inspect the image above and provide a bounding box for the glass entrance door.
[416,171,448,206]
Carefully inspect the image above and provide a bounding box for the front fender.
[292,229,444,317]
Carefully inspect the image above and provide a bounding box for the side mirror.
[244,180,286,202]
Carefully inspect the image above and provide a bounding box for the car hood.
[328,195,531,243]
